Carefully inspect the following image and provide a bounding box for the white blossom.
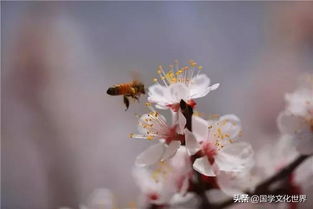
[148,60,219,110]
[185,114,254,177]
[278,75,313,155]
[133,147,192,206]
[131,104,186,167]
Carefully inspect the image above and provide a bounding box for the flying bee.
[107,80,145,110]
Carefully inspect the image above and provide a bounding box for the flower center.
[148,193,159,201]
[167,100,196,112]
[164,126,180,144]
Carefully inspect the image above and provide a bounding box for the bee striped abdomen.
[106,87,119,95]
[107,83,133,95]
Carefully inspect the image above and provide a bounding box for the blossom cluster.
[128,62,313,209]
[129,60,255,207]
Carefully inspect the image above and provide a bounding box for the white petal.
[135,143,165,167]
[217,171,254,196]
[285,88,313,117]
[148,83,167,98]
[155,104,168,109]
[278,112,312,155]
[191,80,220,99]
[177,111,186,134]
[209,83,220,91]
[277,112,308,135]
[294,157,313,189]
[148,84,170,106]
[193,156,216,176]
[192,115,209,141]
[296,131,313,155]
[169,146,192,171]
[161,141,181,161]
[215,142,254,172]
[169,83,189,103]
[189,74,211,97]
[184,129,201,155]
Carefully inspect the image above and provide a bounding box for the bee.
[107,80,145,110]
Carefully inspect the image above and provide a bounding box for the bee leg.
[132,95,139,102]
[123,96,130,111]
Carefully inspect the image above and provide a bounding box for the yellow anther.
[152,78,158,83]
[191,62,197,67]
[149,111,159,117]
[145,102,152,106]
[129,133,134,138]
[217,128,223,138]
[198,65,203,70]
[146,135,154,140]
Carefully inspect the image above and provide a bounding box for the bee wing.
[129,71,146,93]
[129,71,142,83]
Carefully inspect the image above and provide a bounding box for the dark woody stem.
[180,100,214,209]
[179,100,193,131]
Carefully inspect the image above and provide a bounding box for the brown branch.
[180,100,215,209]
[254,155,308,194]
[213,154,311,209]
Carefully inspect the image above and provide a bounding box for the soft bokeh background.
[2,1,313,209]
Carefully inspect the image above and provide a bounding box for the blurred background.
[2,1,313,209]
